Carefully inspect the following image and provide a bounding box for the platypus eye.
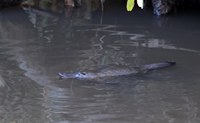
[80,72,86,75]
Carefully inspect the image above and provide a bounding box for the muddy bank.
[151,0,200,16]
[0,0,21,7]
[1,0,200,16]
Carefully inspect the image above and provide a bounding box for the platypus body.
[58,61,176,79]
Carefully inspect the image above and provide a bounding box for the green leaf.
[126,0,135,11]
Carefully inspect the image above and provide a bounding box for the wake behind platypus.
[58,61,176,79]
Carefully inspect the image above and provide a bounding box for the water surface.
[0,5,200,123]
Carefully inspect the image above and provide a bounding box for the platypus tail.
[141,61,176,71]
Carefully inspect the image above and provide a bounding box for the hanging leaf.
[137,0,144,9]
[126,0,135,11]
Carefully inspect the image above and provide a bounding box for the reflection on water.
[0,4,200,123]
[23,0,103,20]
[0,75,6,87]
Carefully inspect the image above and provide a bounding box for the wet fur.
[58,61,176,79]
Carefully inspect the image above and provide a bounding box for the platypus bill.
[58,61,176,79]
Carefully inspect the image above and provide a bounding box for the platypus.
[58,61,176,79]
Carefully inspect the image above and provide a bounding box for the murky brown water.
[0,2,200,123]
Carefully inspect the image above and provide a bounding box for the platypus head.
[58,72,96,79]
[75,72,97,79]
